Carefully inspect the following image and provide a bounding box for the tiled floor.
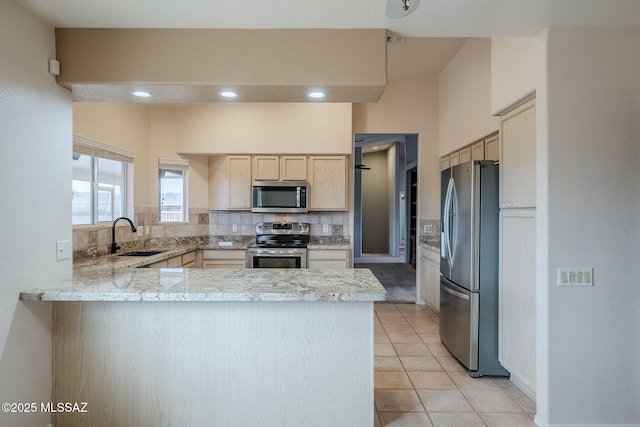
[374,303,537,427]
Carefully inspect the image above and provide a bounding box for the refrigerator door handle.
[441,283,470,300]
[443,177,454,265]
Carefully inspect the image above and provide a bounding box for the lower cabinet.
[418,245,440,312]
[148,251,196,268]
[307,249,350,269]
[201,250,247,269]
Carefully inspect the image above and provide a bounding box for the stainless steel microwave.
[251,181,309,213]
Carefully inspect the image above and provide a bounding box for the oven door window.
[252,256,301,268]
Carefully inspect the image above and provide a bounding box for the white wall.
[0,1,72,426]
[439,38,499,156]
[537,27,640,426]
[491,37,538,115]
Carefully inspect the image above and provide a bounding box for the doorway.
[354,134,418,302]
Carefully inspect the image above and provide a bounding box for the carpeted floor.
[354,263,416,303]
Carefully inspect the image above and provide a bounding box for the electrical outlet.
[232,224,238,233]
[56,240,70,260]
[557,267,593,287]
[423,224,433,233]
[322,224,329,233]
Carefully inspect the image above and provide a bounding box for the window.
[72,135,134,225]
[158,158,189,222]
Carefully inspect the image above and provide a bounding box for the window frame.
[158,158,190,223]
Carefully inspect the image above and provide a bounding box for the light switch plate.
[557,267,593,287]
[322,224,329,233]
[423,224,433,233]
[56,240,71,260]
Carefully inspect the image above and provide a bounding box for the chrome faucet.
[111,217,137,254]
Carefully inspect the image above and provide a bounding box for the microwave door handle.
[296,187,301,208]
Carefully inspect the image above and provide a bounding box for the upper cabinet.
[209,155,252,210]
[440,132,500,170]
[252,155,307,181]
[307,156,347,211]
[500,99,536,208]
[209,154,347,211]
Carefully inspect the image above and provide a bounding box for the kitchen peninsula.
[21,260,385,427]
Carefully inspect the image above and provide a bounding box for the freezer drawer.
[439,276,479,371]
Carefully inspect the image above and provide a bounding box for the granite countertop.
[20,268,386,302]
[419,237,441,250]
[22,240,383,302]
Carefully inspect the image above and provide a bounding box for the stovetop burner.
[249,222,310,249]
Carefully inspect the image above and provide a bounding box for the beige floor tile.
[448,372,500,391]
[411,324,440,334]
[378,411,434,427]
[461,390,523,412]
[376,370,415,389]
[393,343,432,357]
[376,304,402,313]
[379,317,411,325]
[375,390,425,412]
[426,342,453,357]
[479,412,537,427]
[384,324,417,334]
[435,356,466,372]
[417,390,474,412]
[419,334,442,344]
[399,356,442,371]
[376,356,405,370]
[388,333,424,344]
[375,343,398,356]
[407,371,457,389]
[375,333,391,344]
[492,378,536,413]
[428,412,486,427]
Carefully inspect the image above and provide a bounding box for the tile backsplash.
[73,207,349,258]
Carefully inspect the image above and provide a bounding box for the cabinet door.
[426,250,439,313]
[485,134,500,162]
[418,248,429,304]
[459,147,471,164]
[449,152,460,167]
[440,157,451,171]
[280,156,307,181]
[307,249,349,269]
[308,156,347,211]
[500,100,536,207]
[227,156,252,209]
[252,156,280,180]
[499,208,536,395]
[471,141,485,160]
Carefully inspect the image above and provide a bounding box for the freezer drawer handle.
[442,284,470,300]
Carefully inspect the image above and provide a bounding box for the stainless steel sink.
[119,250,165,257]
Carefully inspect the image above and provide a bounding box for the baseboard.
[534,419,640,427]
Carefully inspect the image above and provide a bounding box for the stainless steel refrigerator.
[440,160,509,377]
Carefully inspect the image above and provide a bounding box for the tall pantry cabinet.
[498,97,537,399]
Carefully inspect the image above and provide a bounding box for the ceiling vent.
[386,34,406,44]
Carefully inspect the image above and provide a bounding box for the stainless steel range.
[247,222,310,268]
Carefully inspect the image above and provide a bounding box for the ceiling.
[12,0,640,99]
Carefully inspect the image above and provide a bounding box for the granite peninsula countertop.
[20,268,386,302]
[21,239,383,302]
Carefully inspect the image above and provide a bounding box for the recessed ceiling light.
[219,91,238,98]
[373,146,379,150]
[132,90,151,98]
[308,91,326,99]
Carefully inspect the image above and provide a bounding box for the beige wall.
[353,75,441,221]
[438,38,499,156]
[74,103,151,208]
[0,1,72,426]
[175,103,353,154]
[491,38,538,115]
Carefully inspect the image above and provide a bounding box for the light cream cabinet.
[484,134,500,162]
[440,157,450,171]
[146,251,196,268]
[418,245,440,312]
[471,140,485,160]
[500,100,536,208]
[458,147,471,164]
[449,151,460,167]
[307,156,347,211]
[201,250,246,269]
[209,155,252,210]
[252,155,307,181]
[307,248,350,269]
[498,97,536,399]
